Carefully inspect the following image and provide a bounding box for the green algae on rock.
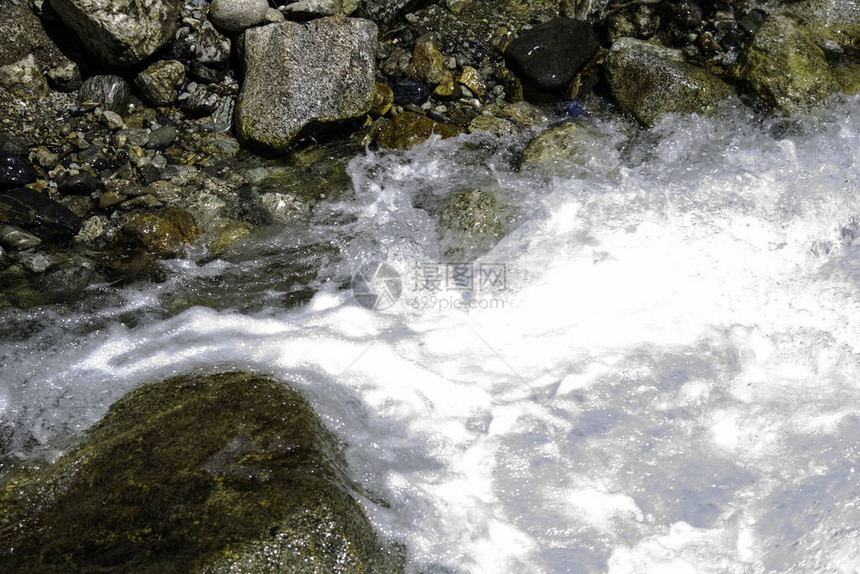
[375,111,462,150]
[0,371,403,574]
[605,37,736,127]
[732,15,839,113]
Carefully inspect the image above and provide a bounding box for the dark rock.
[391,76,430,106]
[58,172,100,195]
[47,0,182,66]
[356,0,420,26]
[0,187,82,237]
[375,111,461,149]
[0,155,38,188]
[137,164,164,185]
[235,17,378,152]
[114,207,199,257]
[0,371,402,573]
[504,17,598,97]
[78,75,131,115]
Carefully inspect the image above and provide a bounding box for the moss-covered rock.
[833,64,860,94]
[605,37,736,127]
[437,189,516,261]
[114,206,200,257]
[0,372,402,574]
[519,121,620,180]
[732,15,839,113]
[375,111,462,150]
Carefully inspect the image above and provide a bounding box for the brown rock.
[375,111,462,150]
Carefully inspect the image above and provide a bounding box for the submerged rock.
[391,77,430,106]
[520,121,620,179]
[0,371,403,573]
[114,207,199,257]
[235,17,377,152]
[732,15,839,113]
[605,37,736,126]
[504,17,598,97]
[781,0,860,53]
[0,187,82,237]
[437,189,515,261]
[375,111,462,149]
[48,0,182,66]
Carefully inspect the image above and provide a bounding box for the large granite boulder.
[235,17,377,152]
[0,372,402,573]
[731,14,840,113]
[605,37,736,126]
[48,0,182,66]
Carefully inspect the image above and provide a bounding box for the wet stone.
[58,172,100,195]
[135,60,185,107]
[34,255,95,294]
[0,187,82,237]
[78,75,131,115]
[504,17,599,97]
[0,132,29,156]
[0,154,38,188]
[391,77,430,106]
[16,250,52,273]
[0,225,41,250]
[376,111,462,149]
[147,125,177,149]
[114,207,199,257]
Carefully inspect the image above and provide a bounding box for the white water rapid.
[2,95,860,573]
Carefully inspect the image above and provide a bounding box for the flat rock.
[48,0,182,66]
[235,17,377,152]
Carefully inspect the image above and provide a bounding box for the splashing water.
[2,96,860,573]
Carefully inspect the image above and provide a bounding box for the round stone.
[208,0,270,32]
[79,75,131,115]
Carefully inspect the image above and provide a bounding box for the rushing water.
[2,95,860,573]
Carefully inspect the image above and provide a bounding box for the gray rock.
[17,250,52,273]
[189,21,231,82]
[78,75,131,115]
[48,0,182,66]
[0,225,42,250]
[208,0,270,32]
[731,15,839,113]
[605,37,736,127]
[235,17,377,152]
[135,60,185,107]
[148,125,178,149]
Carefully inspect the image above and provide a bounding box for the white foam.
[3,96,860,572]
